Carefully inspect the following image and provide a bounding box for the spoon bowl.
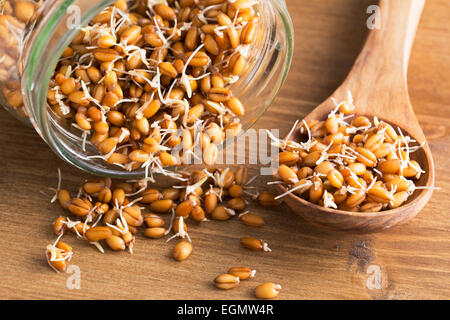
[276,0,435,233]
[277,128,433,234]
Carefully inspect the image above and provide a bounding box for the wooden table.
[0,0,449,300]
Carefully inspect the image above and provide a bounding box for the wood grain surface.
[0,0,449,300]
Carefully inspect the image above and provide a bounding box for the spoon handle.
[357,0,425,76]
[338,0,426,129]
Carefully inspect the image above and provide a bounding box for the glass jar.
[0,0,293,178]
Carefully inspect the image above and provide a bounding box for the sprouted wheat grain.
[271,91,438,212]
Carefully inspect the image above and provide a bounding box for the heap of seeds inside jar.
[46,0,258,174]
[45,166,278,272]
[271,91,431,212]
[0,0,40,117]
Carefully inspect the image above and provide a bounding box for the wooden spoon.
[277,0,435,233]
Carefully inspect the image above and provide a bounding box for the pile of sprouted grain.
[45,166,279,275]
[270,91,437,212]
[47,0,259,174]
[0,0,39,117]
